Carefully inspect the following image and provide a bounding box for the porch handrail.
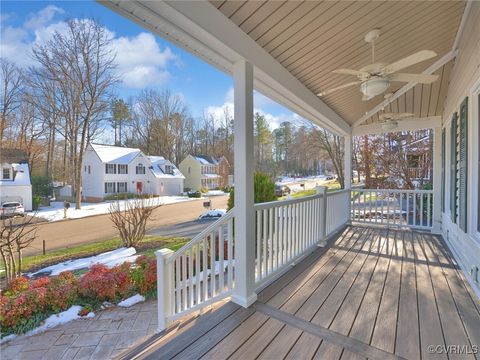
[351,188,433,229]
[156,209,235,330]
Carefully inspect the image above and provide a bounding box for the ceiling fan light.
[381,120,398,131]
[360,78,390,97]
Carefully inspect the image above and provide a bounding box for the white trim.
[352,116,441,136]
[354,51,457,127]
[469,77,480,242]
[452,0,473,52]
[98,0,350,136]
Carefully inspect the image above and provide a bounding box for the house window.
[117,182,127,193]
[165,164,173,174]
[106,163,116,174]
[104,182,116,193]
[2,168,11,180]
[188,167,191,174]
[136,163,145,174]
[88,165,91,174]
[84,165,87,173]
[118,164,128,174]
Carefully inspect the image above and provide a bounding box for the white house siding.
[441,2,480,296]
[82,144,184,200]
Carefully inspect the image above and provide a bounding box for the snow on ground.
[1,306,95,343]
[198,209,226,220]
[29,196,195,222]
[118,294,145,307]
[29,247,138,277]
[205,190,228,196]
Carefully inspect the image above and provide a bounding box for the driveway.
[25,195,228,256]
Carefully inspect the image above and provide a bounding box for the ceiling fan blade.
[389,73,438,84]
[379,112,414,121]
[384,50,437,73]
[332,69,369,77]
[317,81,361,97]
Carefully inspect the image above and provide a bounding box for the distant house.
[82,143,185,201]
[0,149,33,211]
[179,155,231,191]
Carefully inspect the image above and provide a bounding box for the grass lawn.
[280,180,343,200]
[3,235,189,275]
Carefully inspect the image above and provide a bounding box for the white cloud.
[205,88,306,129]
[110,32,176,88]
[0,6,178,88]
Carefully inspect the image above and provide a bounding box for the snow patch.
[29,247,137,277]
[118,294,145,307]
[205,190,227,196]
[28,196,194,222]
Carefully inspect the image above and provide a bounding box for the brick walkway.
[0,300,158,360]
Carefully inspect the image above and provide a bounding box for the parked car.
[0,202,25,218]
[198,209,226,220]
[275,185,291,197]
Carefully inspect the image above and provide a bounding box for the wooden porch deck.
[125,226,480,360]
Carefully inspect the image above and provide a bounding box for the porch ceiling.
[210,1,466,126]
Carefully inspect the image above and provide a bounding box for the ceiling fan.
[317,29,439,100]
[379,112,414,131]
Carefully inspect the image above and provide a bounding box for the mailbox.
[203,201,211,209]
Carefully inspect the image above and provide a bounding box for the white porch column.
[232,60,257,308]
[432,126,442,233]
[344,134,352,189]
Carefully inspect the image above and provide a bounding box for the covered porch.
[98,1,480,358]
[121,226,480,360]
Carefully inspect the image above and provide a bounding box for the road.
[26,195,229,256]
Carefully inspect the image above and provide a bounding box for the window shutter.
[441,128,445,213]
[450,113,458,222]
[458,98,468,232]
[104,183,107,193]
[126,165,128,174]
[105,164,108,174]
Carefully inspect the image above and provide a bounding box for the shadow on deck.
[121,226,480,360]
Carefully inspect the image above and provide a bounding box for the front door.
[136,181,143,194]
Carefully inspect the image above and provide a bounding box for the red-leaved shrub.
[46,271,79,313]
[79,263,133,303]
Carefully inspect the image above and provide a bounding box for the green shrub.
[31,176,52,197]
[32,195,42,210]
[228,172,276,210]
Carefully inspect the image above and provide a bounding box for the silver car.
[0,202,25,218]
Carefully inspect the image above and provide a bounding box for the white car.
[198,209,226,220]
[0,202,25,218]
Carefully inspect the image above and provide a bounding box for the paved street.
[25,195,228,256]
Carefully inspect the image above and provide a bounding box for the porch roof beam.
[352,116,441,136]
[98,0,351,136]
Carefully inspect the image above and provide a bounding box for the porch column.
[344,134,352,189]
[232,59,257,308]
[432,126,442,233]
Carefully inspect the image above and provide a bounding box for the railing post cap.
[155,248,174,258]
[316,186,328,194]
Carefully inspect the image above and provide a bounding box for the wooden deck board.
[134,226,480,360]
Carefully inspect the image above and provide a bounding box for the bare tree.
[0,59,23,147]
[309,128,345,188]
[31,19,118,209]
[0,216,37,286]
[109,198,161,248]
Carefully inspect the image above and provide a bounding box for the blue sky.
[0,0,304,128]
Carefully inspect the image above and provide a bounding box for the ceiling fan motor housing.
[360,78,390,97]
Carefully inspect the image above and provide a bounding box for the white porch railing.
[156,187,353,331]
[351,189,433,229]
[253,188,327,288]
[156,210,235,330]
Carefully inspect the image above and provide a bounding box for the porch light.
[360,78,390,97]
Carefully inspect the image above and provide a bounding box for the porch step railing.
[156,210,235,329]
[351,189,433,229]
